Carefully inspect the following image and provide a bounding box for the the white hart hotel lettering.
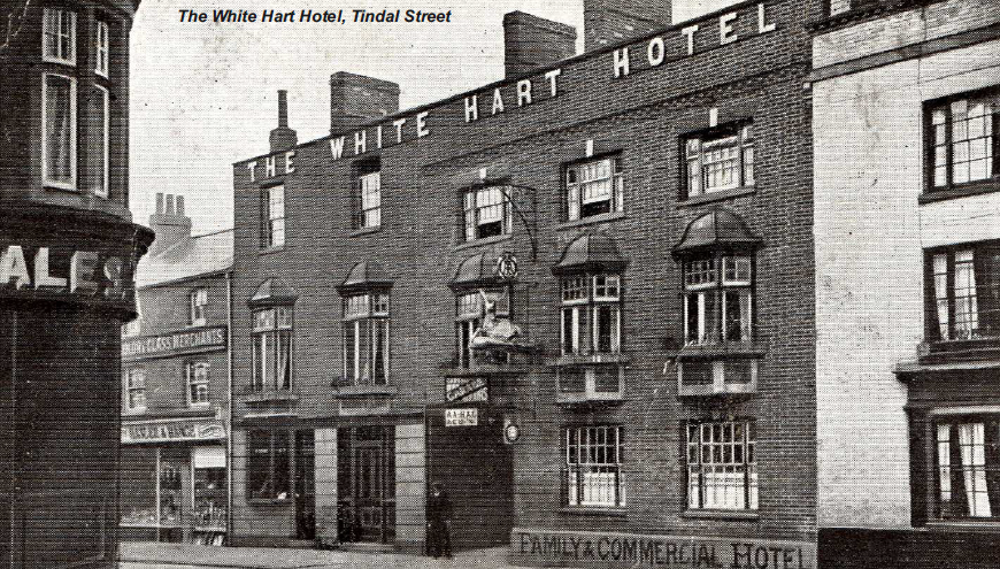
[245,3,777,179]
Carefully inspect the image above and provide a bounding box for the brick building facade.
[0,1,151,567]
[119,194,232,545]
[229,0,829,562]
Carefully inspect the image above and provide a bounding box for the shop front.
[120,418,228,544]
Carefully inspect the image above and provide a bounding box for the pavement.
[119,541,539,569]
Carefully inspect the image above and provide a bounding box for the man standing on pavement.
[427,481,453,558]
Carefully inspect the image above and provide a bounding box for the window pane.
[688,421,756,510]
[955,250,979,339]
[933,253,950,340]
[44,75,74,185]
[273,431,291,500]
[248,431,271,500]
[93,87,108,196]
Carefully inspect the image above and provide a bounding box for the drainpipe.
[226,270,234,541]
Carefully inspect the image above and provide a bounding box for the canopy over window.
[249,278,297,307]
[672,209,761,258]
[338,261,393,294]
[552,233,627,275]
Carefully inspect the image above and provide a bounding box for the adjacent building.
[812,0,1000,566]
[119,194,233,545]
[0,1,151,567]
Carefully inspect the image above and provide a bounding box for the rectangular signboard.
[444,408,478,427]
[122,326,227,360]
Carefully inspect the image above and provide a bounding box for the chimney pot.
[278,90,289,128]
[147,193,193,257]
[176,196,185,217]
[155,192,164,214]
[269,90,298,152]
[165,194,175,216]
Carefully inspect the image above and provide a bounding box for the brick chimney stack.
[503,11,577,78]
[584,0,671,52]
[148,192,192,257]
[329,72,400,134]
[269,90,298,153]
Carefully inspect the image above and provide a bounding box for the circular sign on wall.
[504,422,521,444]
[495,252,518,281]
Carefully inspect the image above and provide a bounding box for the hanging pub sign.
[446,376,488,402]
[444,408,479,427]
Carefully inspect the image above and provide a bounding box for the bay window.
[343,292,390,386]
[463,185,511,241]
[687,420,757,511]
[684,124,754,198]
[43,9,76,65]
[566,156,623,220]
[251,306,293,391]
[561,274,621,356]
[928,243,1000,343]
[564,425,624,508]
[684,256,752,346]
[42,74,76,189]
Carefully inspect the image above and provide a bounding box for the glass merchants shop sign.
[122,326,226,359]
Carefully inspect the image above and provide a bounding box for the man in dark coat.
[426,481,453,558]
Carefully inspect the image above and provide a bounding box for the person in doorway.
[427,481,453,558]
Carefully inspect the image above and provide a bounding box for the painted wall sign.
[0,243,133,302]
[242,2,779,180]
[444,407,479,427]
[446,376,488,402]
[121,420,226,444]
[122,326,227,359]
[512,529,816,569]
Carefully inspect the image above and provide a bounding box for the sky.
[128,1,739,235]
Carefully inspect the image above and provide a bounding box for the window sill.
[349,226,381,237]
[555,211,626,231]
[242,390,299,404]
[258,246,286,256]
[924,521,1000,532]
[681,509,759,521]
[919,180,1000,204]
[44,182,79,193]
[452,233,511,252]
[559,507,627,518]
[556,392,624,406]
[551,353,627,367]
[677,186,755,207]
[247,498,292,506]
[333,383,398,399]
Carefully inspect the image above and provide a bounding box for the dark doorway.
[294,430,315,540]
[337,426,396,543]
[426,403,513,550]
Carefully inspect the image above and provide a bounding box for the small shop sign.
[122,420,226,444]
[444,408,478,427]
[446,376,488,402]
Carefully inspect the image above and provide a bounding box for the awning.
[552,233,627,275]
[248,278,298,307]
[338,261,393,294]
[672,209,761,257]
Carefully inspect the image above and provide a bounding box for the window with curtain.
[928,243,1000,342]
[342,292,390,385]
[564,425,624,507]
[565,156,623,220]
[683,256,753,346]
[560,273,621,356]
[687,420,757,511]
[927,89,998,192]
[935,418,1000,520]
[251,306,293,391]
[43,74,76,189]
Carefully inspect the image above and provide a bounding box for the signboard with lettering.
[122,326,227,360]
[444,408,478,427]
[121,420,226,444]
[512,529,816,569]
[446,377,488,402]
